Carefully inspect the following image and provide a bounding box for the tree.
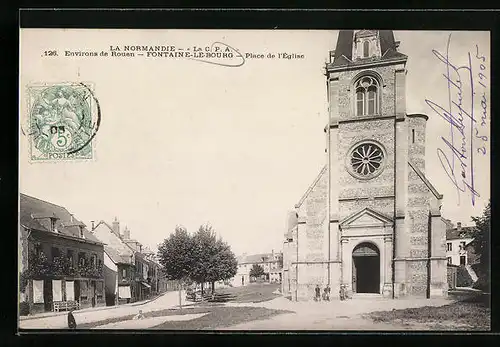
[470,200,491,291]
[210,238,237,294]
[157,225,195,308]
[250,264,265,279]
[191,223,238,298]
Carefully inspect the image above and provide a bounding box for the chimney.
[123,226,131,240]
[112,217,120,236]
[91,220,95,231]
[457,222,462,231]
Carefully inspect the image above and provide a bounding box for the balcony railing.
[25,252,103,279]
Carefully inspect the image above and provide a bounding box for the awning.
[141,282,151,289]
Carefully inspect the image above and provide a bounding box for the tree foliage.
[214,238,238,281]
[191,224,238,290]
[471,200,491,288]
[250,264,265,278]
[157,223,237,290]
[157,225,195,282]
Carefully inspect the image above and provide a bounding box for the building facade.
[92,219,136,305]
[93,218,166,305]
[19,194,106,315]
[231,252,283,287]
[282,30,448,301]
[445,221,477,266]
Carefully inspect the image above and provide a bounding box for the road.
[222,295,453,330]
[19,283,458,330]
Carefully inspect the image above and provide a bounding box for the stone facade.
[282,30,448,301]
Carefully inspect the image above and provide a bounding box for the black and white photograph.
[18,23,491,331]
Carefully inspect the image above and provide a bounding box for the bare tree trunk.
[178,280,182,310]
[211,281,215,300]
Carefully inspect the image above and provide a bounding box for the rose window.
[349,142,385,178]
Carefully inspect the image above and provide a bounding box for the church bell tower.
[282,30,448,301]
[325,30,409,297]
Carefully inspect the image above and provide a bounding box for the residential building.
[92,219,135,305]
[445,222,476,266]
[282,30,448,301]
[231,251,283,287]
[142,248,167,296]
[119,236,154,302]
[19,194,106,315]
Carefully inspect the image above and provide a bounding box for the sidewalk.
[20,292,167,321]
[19,290,185,329]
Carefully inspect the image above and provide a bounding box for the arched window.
[363,40,370,58]
[354,76,379,116]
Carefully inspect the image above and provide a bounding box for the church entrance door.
[352,242,380,294]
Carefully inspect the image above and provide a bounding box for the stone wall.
[404,115,431,297]
[295,166,330,300]
[296,169,328,263]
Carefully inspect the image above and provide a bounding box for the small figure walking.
[339,284,350,301]
[132,310,145,320]
[314,284,321,301]
[324,285,331,301]
[67,309,77,329]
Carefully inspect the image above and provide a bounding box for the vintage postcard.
[19,28,490,331]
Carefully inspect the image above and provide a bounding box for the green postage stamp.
[26,82,100,161]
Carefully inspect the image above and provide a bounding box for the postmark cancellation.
[26,82,100,162]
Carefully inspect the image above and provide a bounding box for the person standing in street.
[314,284,321,301]
[67,309,77,329]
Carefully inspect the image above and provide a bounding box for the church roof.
[408,161,443,200]
[330,30,407,68]
[295,165,327,208]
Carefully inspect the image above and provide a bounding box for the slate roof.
[238,253,282,265]
[330,30,407,68]
[295,166,327,208]
[92,221,134,264]
[446,226,476,241]
[19,193,103,244]
[408,162,443,200]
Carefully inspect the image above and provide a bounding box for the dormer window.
[79,226,85,239]
[353,31,381,61]
[50,217,58,233]
[363,41,370,58]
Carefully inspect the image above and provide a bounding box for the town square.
[18,28,490,331]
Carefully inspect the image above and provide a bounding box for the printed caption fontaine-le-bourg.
[63,45,304,60]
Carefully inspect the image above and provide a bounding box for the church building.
[282,30,448,301]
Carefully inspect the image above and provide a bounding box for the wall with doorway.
[341,236,392,297]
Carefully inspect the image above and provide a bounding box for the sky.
[19,30,490,257]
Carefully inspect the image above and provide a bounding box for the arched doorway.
[352,242,380,294]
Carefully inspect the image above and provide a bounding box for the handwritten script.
[425,33,489,206]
